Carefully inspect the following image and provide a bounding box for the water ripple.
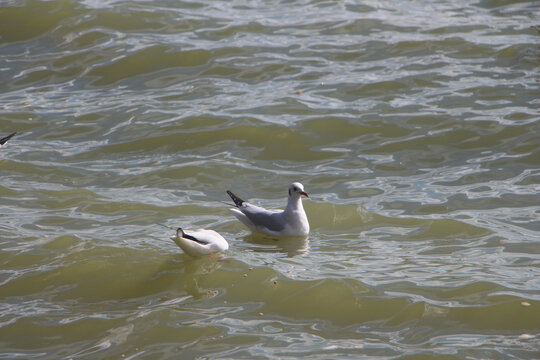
[1,0,539,358]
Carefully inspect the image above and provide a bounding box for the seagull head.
[289,182,308,198]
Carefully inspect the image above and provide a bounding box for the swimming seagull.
[226,182,310,237]
[171,228,229,257]
[0,132,16,146]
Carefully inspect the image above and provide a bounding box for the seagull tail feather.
[226,190,245,207]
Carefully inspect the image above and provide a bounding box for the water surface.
[1,0,539,359]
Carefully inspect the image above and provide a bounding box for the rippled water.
[1,0,539,359]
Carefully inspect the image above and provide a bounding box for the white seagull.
[226,182,310,237]
[171,228,229,257]
[0,132,16,147]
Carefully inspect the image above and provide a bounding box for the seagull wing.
[182,230,210,245]
[239,203,286,232]
[0,132,16,146]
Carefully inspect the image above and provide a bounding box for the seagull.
[0,132,16,146]
[226,182,310,237]
[171,228,229,257]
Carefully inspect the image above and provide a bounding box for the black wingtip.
[226,190,245,207]
[180,229,209,245]
[0,132,16,146]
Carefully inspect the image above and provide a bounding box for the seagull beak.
[301,191,309,198]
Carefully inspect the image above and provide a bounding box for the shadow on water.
[142,252,227,300]
[239,232,309,257]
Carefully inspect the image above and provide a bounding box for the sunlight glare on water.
[0,0,539,359]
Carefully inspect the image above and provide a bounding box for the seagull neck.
[285,196,303,212]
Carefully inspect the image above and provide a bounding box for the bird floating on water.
[171,227,229,257]
[0,132,16,146]
[226,182,310,237]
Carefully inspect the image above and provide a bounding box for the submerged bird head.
[288,182,308,198]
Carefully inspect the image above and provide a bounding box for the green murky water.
[1,0,539,359]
